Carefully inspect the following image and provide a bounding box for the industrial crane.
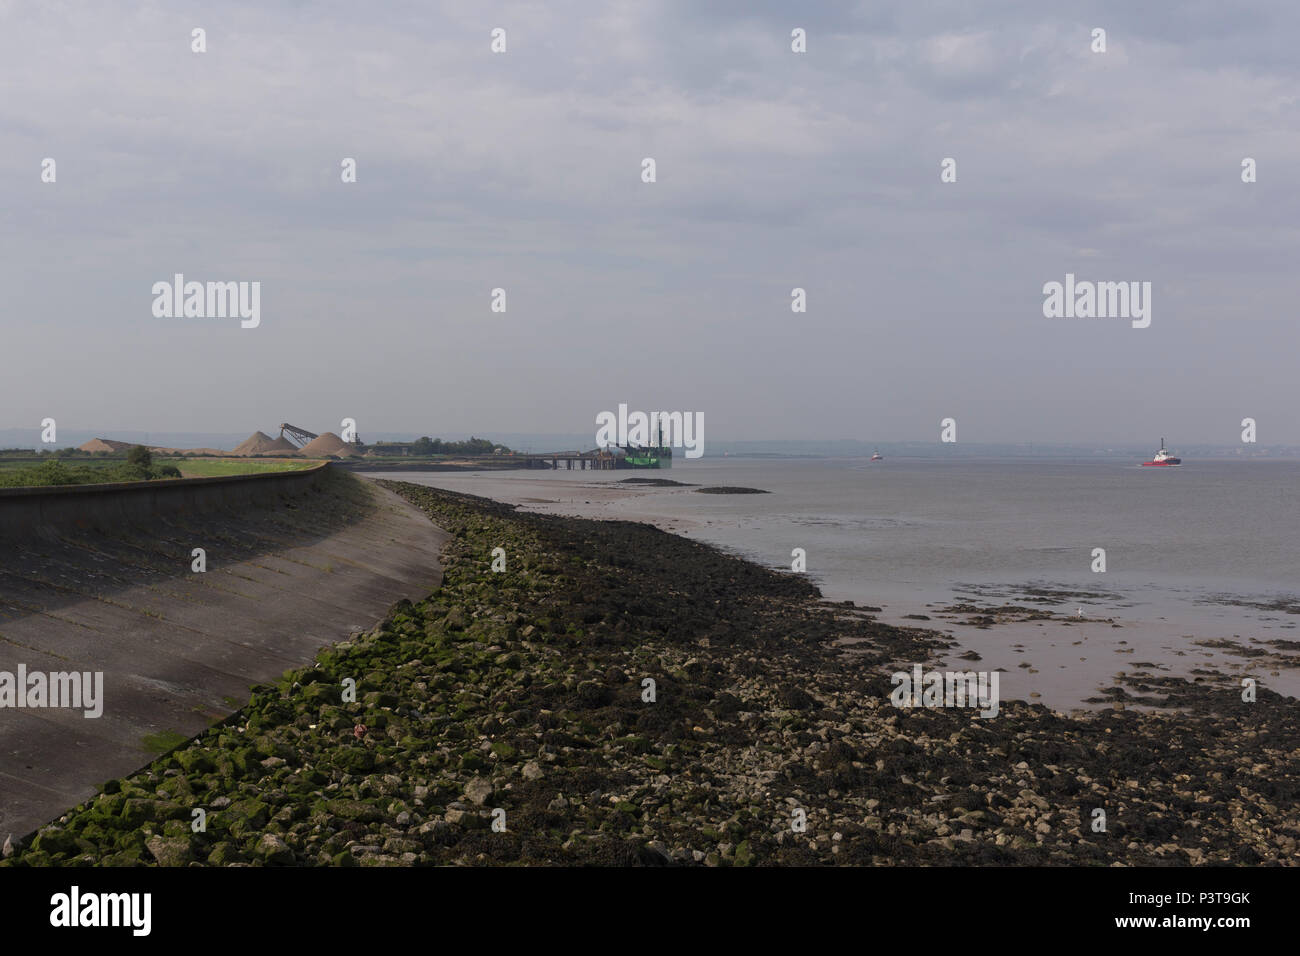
[278,423,318,448]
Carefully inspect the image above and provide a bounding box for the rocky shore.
[5,480,1298,866]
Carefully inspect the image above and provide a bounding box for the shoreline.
[361,471,1300,712]
[5,479,1297,866]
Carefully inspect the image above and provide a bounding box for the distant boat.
[1141,438,1181,467]
[870,448,883,461]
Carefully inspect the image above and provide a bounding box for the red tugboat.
[1141,438,1181,467]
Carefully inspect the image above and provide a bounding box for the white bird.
[1076,607,1083,618]
[2,834,12,858]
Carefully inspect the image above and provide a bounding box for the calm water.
[610,457,1300,607]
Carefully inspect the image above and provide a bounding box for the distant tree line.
[408,436,510,456]
[0,447,112,459]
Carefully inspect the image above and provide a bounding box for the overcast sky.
[1,1,1297,445]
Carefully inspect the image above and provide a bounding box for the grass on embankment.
[166,458,319,478]
[0,459,177,487]
[0,457,316,487]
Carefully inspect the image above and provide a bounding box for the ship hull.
[616,450,672,469]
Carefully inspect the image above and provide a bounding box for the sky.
[1,1,1297,446]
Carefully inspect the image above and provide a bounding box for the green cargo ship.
[616,446,672,469]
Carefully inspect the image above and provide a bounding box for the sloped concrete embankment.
[0,468,447,840]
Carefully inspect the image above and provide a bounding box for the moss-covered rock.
[145,834,194,866]
[254,833,295,865]
[226,799,270,837]
[206,842,244,865]
[321,799,382,823]
[30,828,79,857]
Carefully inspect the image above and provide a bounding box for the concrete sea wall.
[0,470,448,840]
